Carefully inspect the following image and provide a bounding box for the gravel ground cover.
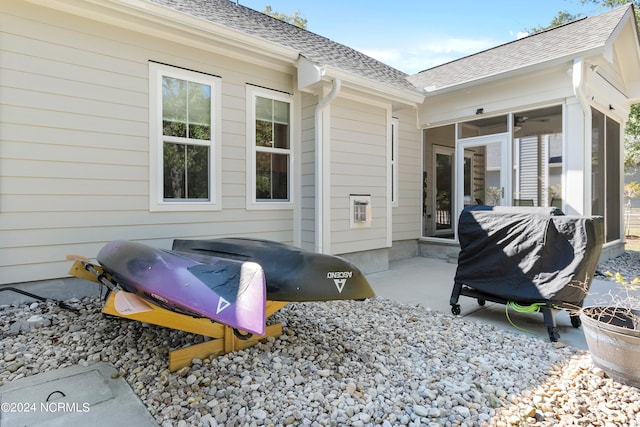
[1,252,640,427]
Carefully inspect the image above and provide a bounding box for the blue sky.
[235,1,609,73]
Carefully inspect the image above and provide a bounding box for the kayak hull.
[96,240,266,335]
[172,238,375,302]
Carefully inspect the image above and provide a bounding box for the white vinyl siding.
[392,109,422,241]
[300,92,318,252]
[0,1,295,285]
[329,98,389,254]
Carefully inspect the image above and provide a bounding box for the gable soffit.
[613,9,640,102]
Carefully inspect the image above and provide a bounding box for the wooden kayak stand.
[67,258,288,372]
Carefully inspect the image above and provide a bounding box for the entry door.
[455,134,510,236]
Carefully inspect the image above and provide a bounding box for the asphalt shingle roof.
[407,5,630,92]
[148,0,419,93]
[147,1,631,96]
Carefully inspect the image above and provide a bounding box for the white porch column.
[563,97,590,216]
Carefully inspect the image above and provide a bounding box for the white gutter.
[314,79,341,254]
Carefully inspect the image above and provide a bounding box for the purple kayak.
[96,240,266,335]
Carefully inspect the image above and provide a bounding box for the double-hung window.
[247,85,293,209]
[149,62,221,211]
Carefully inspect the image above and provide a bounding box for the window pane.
[256,152,289,200]
[273,122,289,149]
[187,144,210,199]
[162,77,211,140]
[188,81,211,140]
[256,97,272,121]
[163,142,210,200]
[163,77,187,121]
[163,142,186,199]
[255,97,290,148]
[163,77,187,137]
[272,153,289,199]
[189,124,210,140]
[256,120,273,147]
[163,120,186,138]
[273,99,289,123]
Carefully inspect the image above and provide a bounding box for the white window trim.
[245,85,294,210]
[149,62,222,212]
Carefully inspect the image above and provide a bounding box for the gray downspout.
[314,79,341,254]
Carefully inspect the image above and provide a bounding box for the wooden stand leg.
[168,322,284,371]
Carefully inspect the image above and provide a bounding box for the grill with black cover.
[450,205,604,341]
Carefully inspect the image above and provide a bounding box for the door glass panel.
[464,143,502,206]
[435,149,453,232]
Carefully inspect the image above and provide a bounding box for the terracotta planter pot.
[580,306,640,388]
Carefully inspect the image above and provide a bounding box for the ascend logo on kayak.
[216,297,231,314]
[326,271,353,293]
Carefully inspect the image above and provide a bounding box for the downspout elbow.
[315,79,341,115]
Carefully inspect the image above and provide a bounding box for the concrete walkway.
[0,363,156,427]
[367,256,620,350]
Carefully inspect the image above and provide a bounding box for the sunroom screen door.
[455,134,510,238]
